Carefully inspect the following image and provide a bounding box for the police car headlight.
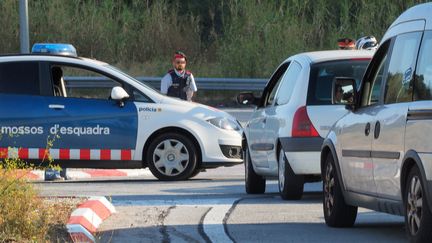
[208,117,240,131]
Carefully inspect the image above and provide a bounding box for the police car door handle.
[48,104,65,110]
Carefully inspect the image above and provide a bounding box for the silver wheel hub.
[167,153,175,161]
[324,162,335,216]
[153,139,189,177]
[407,175,423,235]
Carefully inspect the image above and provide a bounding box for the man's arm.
[160,74,172,94]
[189,74,198,92]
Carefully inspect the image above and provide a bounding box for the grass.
[0,170,80,242]
[0,136,78,242]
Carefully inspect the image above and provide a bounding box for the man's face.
[173,57,186,71]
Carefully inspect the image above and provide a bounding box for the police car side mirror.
[332,77,357,110]
[111,86,130,107]
[237,92,258,106]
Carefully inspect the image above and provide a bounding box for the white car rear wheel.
[278,148,304,200]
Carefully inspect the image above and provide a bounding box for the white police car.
[0,43,242,180]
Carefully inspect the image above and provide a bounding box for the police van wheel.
[323,153,357,227]
[404,166,432,242]
[147,133,197,181]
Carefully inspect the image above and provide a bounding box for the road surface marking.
[112,198,238,242]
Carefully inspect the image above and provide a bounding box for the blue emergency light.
[31,43,77,57]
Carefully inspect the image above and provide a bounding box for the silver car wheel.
[278,149,285,191]
[407,175,423,236]
[244,148,249,182]
[324,161,335,216]
[152,139,189,177]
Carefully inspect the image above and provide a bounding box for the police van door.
[43,63,138,165]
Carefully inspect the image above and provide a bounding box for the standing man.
[161,51,197,101]
[337,37,356,50]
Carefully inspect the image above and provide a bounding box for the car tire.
[146,133,197,181]
[323,153,357,227]
[244,146,266,194]
[278,148,304,200]
[404,166,432,242]
[189,168,202,178]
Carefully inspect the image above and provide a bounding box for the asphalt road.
[37,165,407,243]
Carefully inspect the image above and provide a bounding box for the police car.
[0,44,242,180]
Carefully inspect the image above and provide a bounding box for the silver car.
[321,3,432,242]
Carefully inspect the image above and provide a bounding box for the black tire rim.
[407,175,423,236]
[245,148,250,182]
[324,161,335,216]
[278,149,285,191]
[152,139,189,177]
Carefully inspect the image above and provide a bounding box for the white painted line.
[112,198,237,243]
[204,203,235,243]
[117,168,152,177]
[111,149,121,160]
[66,170,92,179]
[90,149,100,160]
[67,224,96,242]
[71,208,103,229]
[112,198,235,207]
[49,149,59,159]
[88,196,116,214]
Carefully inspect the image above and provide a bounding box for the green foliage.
[0,0,430,78]
[0,134,64,241]
[0,175,51,241]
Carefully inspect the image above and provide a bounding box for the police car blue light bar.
[31,43,77,57]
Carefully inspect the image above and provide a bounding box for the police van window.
[384,32,422,104]
[0,62,40,95]
[52,65,123,100]
[414,31,432,100]
[359,39,391,107]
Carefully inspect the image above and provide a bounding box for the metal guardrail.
[65,76,267,91]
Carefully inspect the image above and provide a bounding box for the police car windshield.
[104,65,160,93]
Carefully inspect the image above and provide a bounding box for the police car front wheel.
[147,133,198,181]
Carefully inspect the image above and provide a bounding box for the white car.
[321,3,432,241]
[239,50,373,199]
[0,44,243,180]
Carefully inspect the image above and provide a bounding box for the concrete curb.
[25,168,152,180]
[67,196,116,243]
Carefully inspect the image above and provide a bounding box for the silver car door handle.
[48,104,65,110]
